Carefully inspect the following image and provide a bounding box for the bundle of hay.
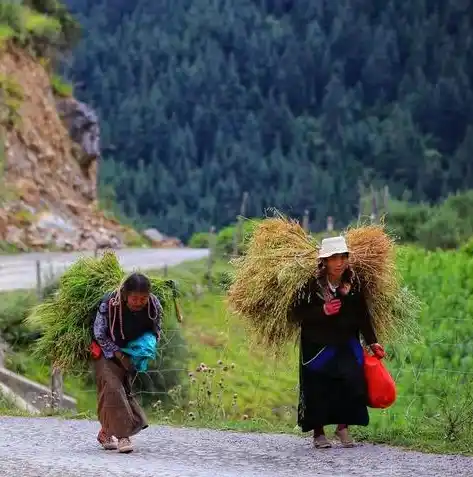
[227,213,420,353]
[25,250,180,373]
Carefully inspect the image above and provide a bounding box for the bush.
[0,291,39,348]
[0,0,81,58]
[188,232,210,249]
[416,208,462,250]
[0,74,24,128]
[460,237,473,256]
[51,73,73,97]
[384,200,432,243]
[216,219,262,256]
[384,191,473,250]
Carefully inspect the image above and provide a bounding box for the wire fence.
[3,254,473,440]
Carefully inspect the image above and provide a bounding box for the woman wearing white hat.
[289,236,385,449]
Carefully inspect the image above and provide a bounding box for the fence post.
[357,179,364,221]
[163,264,168,277]
[36,260,42,300]
[50,367,63,412]
[326,216,334,232]
[232,191,249,257]
[370,185,377,224]
[207,226,216,290]
[383,185,390,215]
[302,209,310,233]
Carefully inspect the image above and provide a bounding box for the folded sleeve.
[93,300,120,358]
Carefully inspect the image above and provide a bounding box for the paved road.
[0,417,471,477]
[0,248,209,292]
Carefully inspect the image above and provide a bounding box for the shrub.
[51,73,73,97]
[0,291,39,348]
[0,1,81,58]
[460,237,473,256]
[188,232,210,249]
[216,219,262,256]
[0,74,24,128]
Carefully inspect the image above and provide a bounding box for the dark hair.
[108,272,156,342]
[316,256,358,291]
[122,273,151,295]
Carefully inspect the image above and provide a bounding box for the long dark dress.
[289,278,377,433]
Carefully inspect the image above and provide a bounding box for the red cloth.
[363,350,396,409]
[370,343,386,359]
[90,340,103,360]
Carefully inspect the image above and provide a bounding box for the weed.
[51,74,72,97]
[0,74,24,128]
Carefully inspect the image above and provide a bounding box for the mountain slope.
[0,2,142,251]
[63,0,473,239]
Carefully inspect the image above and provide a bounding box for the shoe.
[118,437,133,453]
[335,428,355,448]
[97,429,117,450]
[313,434,332,449]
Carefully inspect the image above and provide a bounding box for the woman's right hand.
[323,299,342,316]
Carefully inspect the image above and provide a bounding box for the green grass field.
[1,247,473,454]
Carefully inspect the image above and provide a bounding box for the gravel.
[0,417,472,477]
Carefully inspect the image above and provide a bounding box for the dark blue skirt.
[297,338,369,432]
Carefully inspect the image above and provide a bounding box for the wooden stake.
[207,226,216,290]
[302,209,310,233]
[50,367,63,411]
[383,185,390,214]
[36,260,42,300]
[232,191,249,257]
[370,185,377,223]
[326,216,334,232]
[357,179,364,221]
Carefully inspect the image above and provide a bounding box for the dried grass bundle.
[227,213,420,353]
[227,215,319,353]
[345,224,420,344]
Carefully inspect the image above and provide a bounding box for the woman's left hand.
[370,343,385,359]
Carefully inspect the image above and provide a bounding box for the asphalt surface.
[0,248,209,292]
[0,417,472,477]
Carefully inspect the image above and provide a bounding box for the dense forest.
[61,0,473,240]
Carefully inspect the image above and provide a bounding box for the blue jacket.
[121,332,158,372]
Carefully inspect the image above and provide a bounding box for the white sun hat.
[318,236,349,258]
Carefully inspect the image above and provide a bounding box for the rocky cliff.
[0,46,147,252]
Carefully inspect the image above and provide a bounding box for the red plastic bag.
[90,340,102,360]
[363,349,396,409]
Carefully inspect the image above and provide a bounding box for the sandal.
[313,434,332,449]
[335,428,355,448]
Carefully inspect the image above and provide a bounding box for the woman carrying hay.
[290,236,385,449]
[92,272,162,453]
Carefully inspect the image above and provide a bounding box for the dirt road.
[0,247,209,292]
[0,417,471,477]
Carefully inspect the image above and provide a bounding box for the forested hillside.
[63,0,473,240]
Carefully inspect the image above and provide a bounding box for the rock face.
[0,46,158,252]
[55,97,100,197]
